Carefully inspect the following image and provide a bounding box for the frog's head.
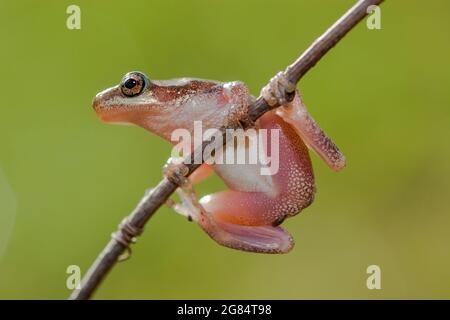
[92,71,219,141]
[93,71,159,124]
[93,71,186,141]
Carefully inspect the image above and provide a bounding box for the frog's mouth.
[92,112,117,126]
[93,107,130,124]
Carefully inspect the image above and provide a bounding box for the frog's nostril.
[92,89,109,111]
[92,92,108,115]
[92,85,122,122]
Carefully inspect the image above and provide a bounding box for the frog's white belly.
[211,141,275,194]
[213,162,275,194]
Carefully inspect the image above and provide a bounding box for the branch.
[69,0,384,300]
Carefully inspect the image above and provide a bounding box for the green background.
[1,0,449,299]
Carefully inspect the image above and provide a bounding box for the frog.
[92,71,345,254]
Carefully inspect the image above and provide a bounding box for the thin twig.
[69,0,384,300]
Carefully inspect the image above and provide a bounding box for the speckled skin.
[200,112,315,226]
[93,72,345,254]
[197,111,315,253]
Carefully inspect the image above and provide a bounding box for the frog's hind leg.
[261,72,346,171]
[197,215,294,254]
[166,180,294,254]
[194,112,318,254]
[276,91,346,171]
[162,161,293,253]
[163,111,315,254]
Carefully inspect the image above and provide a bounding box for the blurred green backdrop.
[1,0,449,299]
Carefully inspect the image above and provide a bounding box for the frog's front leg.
[163,159,212,222]
[261,73,346,171]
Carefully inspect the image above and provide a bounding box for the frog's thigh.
[200,112,315,226]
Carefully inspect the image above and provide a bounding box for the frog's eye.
[120,72,148,97]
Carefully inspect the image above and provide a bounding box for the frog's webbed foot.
[261,71,296,107]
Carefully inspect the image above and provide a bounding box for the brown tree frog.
[93,72,345,254]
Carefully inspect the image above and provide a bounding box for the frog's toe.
[261,71,296,107]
